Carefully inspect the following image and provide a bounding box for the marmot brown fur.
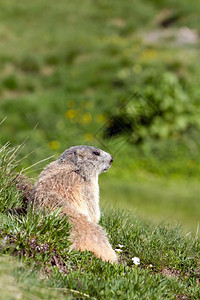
[31,145,117,263]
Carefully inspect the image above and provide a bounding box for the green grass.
[0,256,68,300]
[1,212,199,299]
[101,177,200,234]
[0,0,200,161]
[0,0,200,237]
[0,1,200,296]
[0,142,200,299]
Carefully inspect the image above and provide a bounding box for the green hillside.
[0,1,200,297]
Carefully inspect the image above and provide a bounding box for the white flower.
[115,248,123,253]
[118,244,124,248]
[149,264,153,268]
[132,256,140,265]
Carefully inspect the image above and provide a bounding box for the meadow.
[0,0,200,298]
[0,0,200,232]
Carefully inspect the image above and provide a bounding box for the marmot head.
[58,145,113,179]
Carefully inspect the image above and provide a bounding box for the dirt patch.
[161,268,180,278]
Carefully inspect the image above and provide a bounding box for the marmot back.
[32,145,117,262]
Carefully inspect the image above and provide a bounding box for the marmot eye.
[93,151,100,156]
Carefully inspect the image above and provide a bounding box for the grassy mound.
[0,0,200,234]
[0,145,199,299]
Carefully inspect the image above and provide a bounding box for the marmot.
[31,145,117,263]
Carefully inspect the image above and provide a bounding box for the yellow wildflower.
[65,109,77,119]
[81,112,92,125]
[49,140,60,150]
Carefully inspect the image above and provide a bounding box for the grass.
[0,143,200,299]
[0,256,68,300]
[1,213,199,299]
[0,0,200,160]
[101,177,200,234]
[0,1,200,297]
[0,0,200,235]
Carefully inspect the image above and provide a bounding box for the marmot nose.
[110,156,113,163]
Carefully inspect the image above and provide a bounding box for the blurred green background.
[0,0,200,233]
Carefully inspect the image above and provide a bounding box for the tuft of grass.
[0,208,71,268]
[0,143,24,213]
